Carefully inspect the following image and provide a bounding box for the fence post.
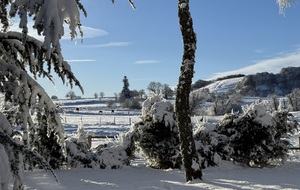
[129,118,131,125]
[113,117,116,125]
[88,135,92,149]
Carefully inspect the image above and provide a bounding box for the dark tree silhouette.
[121,76,131,99]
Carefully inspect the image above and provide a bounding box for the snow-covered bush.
[208,92,242,116]
[217,103,298,167]
[134,95,181,169]
[66,124,135,169]
[33,112,66,169]
[287,88,300,111]
[66,136,94,168]
[94,129,136,169]
[122,98,142,109]
[0,112,60,189]
[66,95,182,170]
[193,118,232,169]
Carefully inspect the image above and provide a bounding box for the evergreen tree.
[134,96,181,169]
[217,103,298,167]
[193,118,232,169]
[121,76,131,99]
[0,0,86,188]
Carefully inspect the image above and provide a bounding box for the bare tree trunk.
[175,0,202,181]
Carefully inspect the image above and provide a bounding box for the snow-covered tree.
[190,88,213,115]
[209,92,242,116]
[147,81,163,95]
[0,0,86,188]
[138,89,146,99]
[287,88,300,111]
[217,103,298,167]
[269,94,279,112]
[193,118,232,169]
[99,92,105,99]
[175,0,290,180]
[134,95,181,169]
[162,84,174,99]
[175,0,202,181]
[66,90,78,100]
[120,76,131,100]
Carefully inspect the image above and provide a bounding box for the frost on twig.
[111,0,136,9]
[0,60,65,148]
[0,31,83,93]
[277,0,294,14]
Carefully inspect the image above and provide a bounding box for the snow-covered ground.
[23,159,300,190]
[19,98,300,190]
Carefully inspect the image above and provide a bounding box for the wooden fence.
[63,116,134,126]
[87,136,300,150]
[87,135,115,149]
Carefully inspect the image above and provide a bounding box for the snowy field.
[21,98,300,190]
[24,160,300,190]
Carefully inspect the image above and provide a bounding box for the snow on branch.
[0,125,59,182]
[0,59,65,149]
[0,31,83,93]
[0,1,9,32]
[111,0,136,9]
[8,0,86,56]
[277,0,294,14]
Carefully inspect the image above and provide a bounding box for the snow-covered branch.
[0,59,65,148]
[9,0,86,55]
[0,125,59,183]
[112,0,136,9]
[277,0,294,14]
[0,31,83,93]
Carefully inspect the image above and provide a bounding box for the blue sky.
[34,1,300,98]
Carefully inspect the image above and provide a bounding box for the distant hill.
[192,66,300,97]
[193,77,243,94]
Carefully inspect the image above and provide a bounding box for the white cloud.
[9,19,107,41]
[134,60,160,64]
[84,42,133,48]
[77,26,108,38]
[210,49,300,79]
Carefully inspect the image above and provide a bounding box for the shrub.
[51,95,58,100]
[133,96,181,169]
[107,100,116,108]
[193,118,233,169]
[217,103,298,167]
[122,98,142,109]
[66,123,135,169]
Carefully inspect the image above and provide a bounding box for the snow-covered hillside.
[194,77,243,94]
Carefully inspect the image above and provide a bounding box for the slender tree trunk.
[176,0,202,181]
